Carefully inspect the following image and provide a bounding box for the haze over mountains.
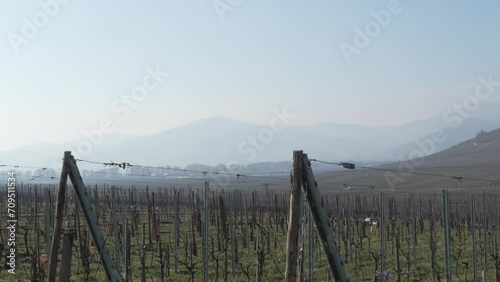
[2,103,499,170]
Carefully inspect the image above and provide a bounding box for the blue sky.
[1,0,499,151]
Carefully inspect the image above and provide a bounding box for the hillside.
[1,103,499,169]
[317,128,500,191]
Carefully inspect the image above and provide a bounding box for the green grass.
[0,191,499,281]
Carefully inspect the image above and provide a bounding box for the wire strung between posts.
[318,180,379,190]
[309,159,356,169]
[0,161,290,186]
[304,159,382,189]
[76,159,248,181]
[6,156,498,188]
[0,161,374,189]
[2,156,439,188]
[0,164,50,170]
[309,158,500,184]
[74,158,290,183]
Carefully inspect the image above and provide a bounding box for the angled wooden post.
[66,154,122,282]
[302,153,348,282]
[48,151,122,281]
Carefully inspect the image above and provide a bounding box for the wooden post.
[67,153,122,282]
[48,151,71,282]
[302,153,348,282]
[285,150,303,282]
[76,196,89,279]
[59,232,74,281]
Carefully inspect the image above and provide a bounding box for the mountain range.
[1,103,499,170]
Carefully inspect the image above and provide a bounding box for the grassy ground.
[0,189,498,281]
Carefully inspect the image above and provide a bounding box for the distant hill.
[0,103,499,170]
[317,127,500,191]
[375,116,498,161]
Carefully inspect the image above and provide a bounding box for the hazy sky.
[1,1,499,151]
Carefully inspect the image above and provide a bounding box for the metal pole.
[112,186,122,275]
[472,193,477,282]
[120,193,126,274]
[442,190,451,282]
[34,187,40,281]
[174,189,179,274]
[482,191,488,281]
[243,195,250,258]
[45,189,52,257]
[495,196,499,281]
[411,195,417,264]
[229,193,237,278]
[125,219,131,281]
[309,208,314,282]
[203,182,209,282]
[380,192,385,282]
